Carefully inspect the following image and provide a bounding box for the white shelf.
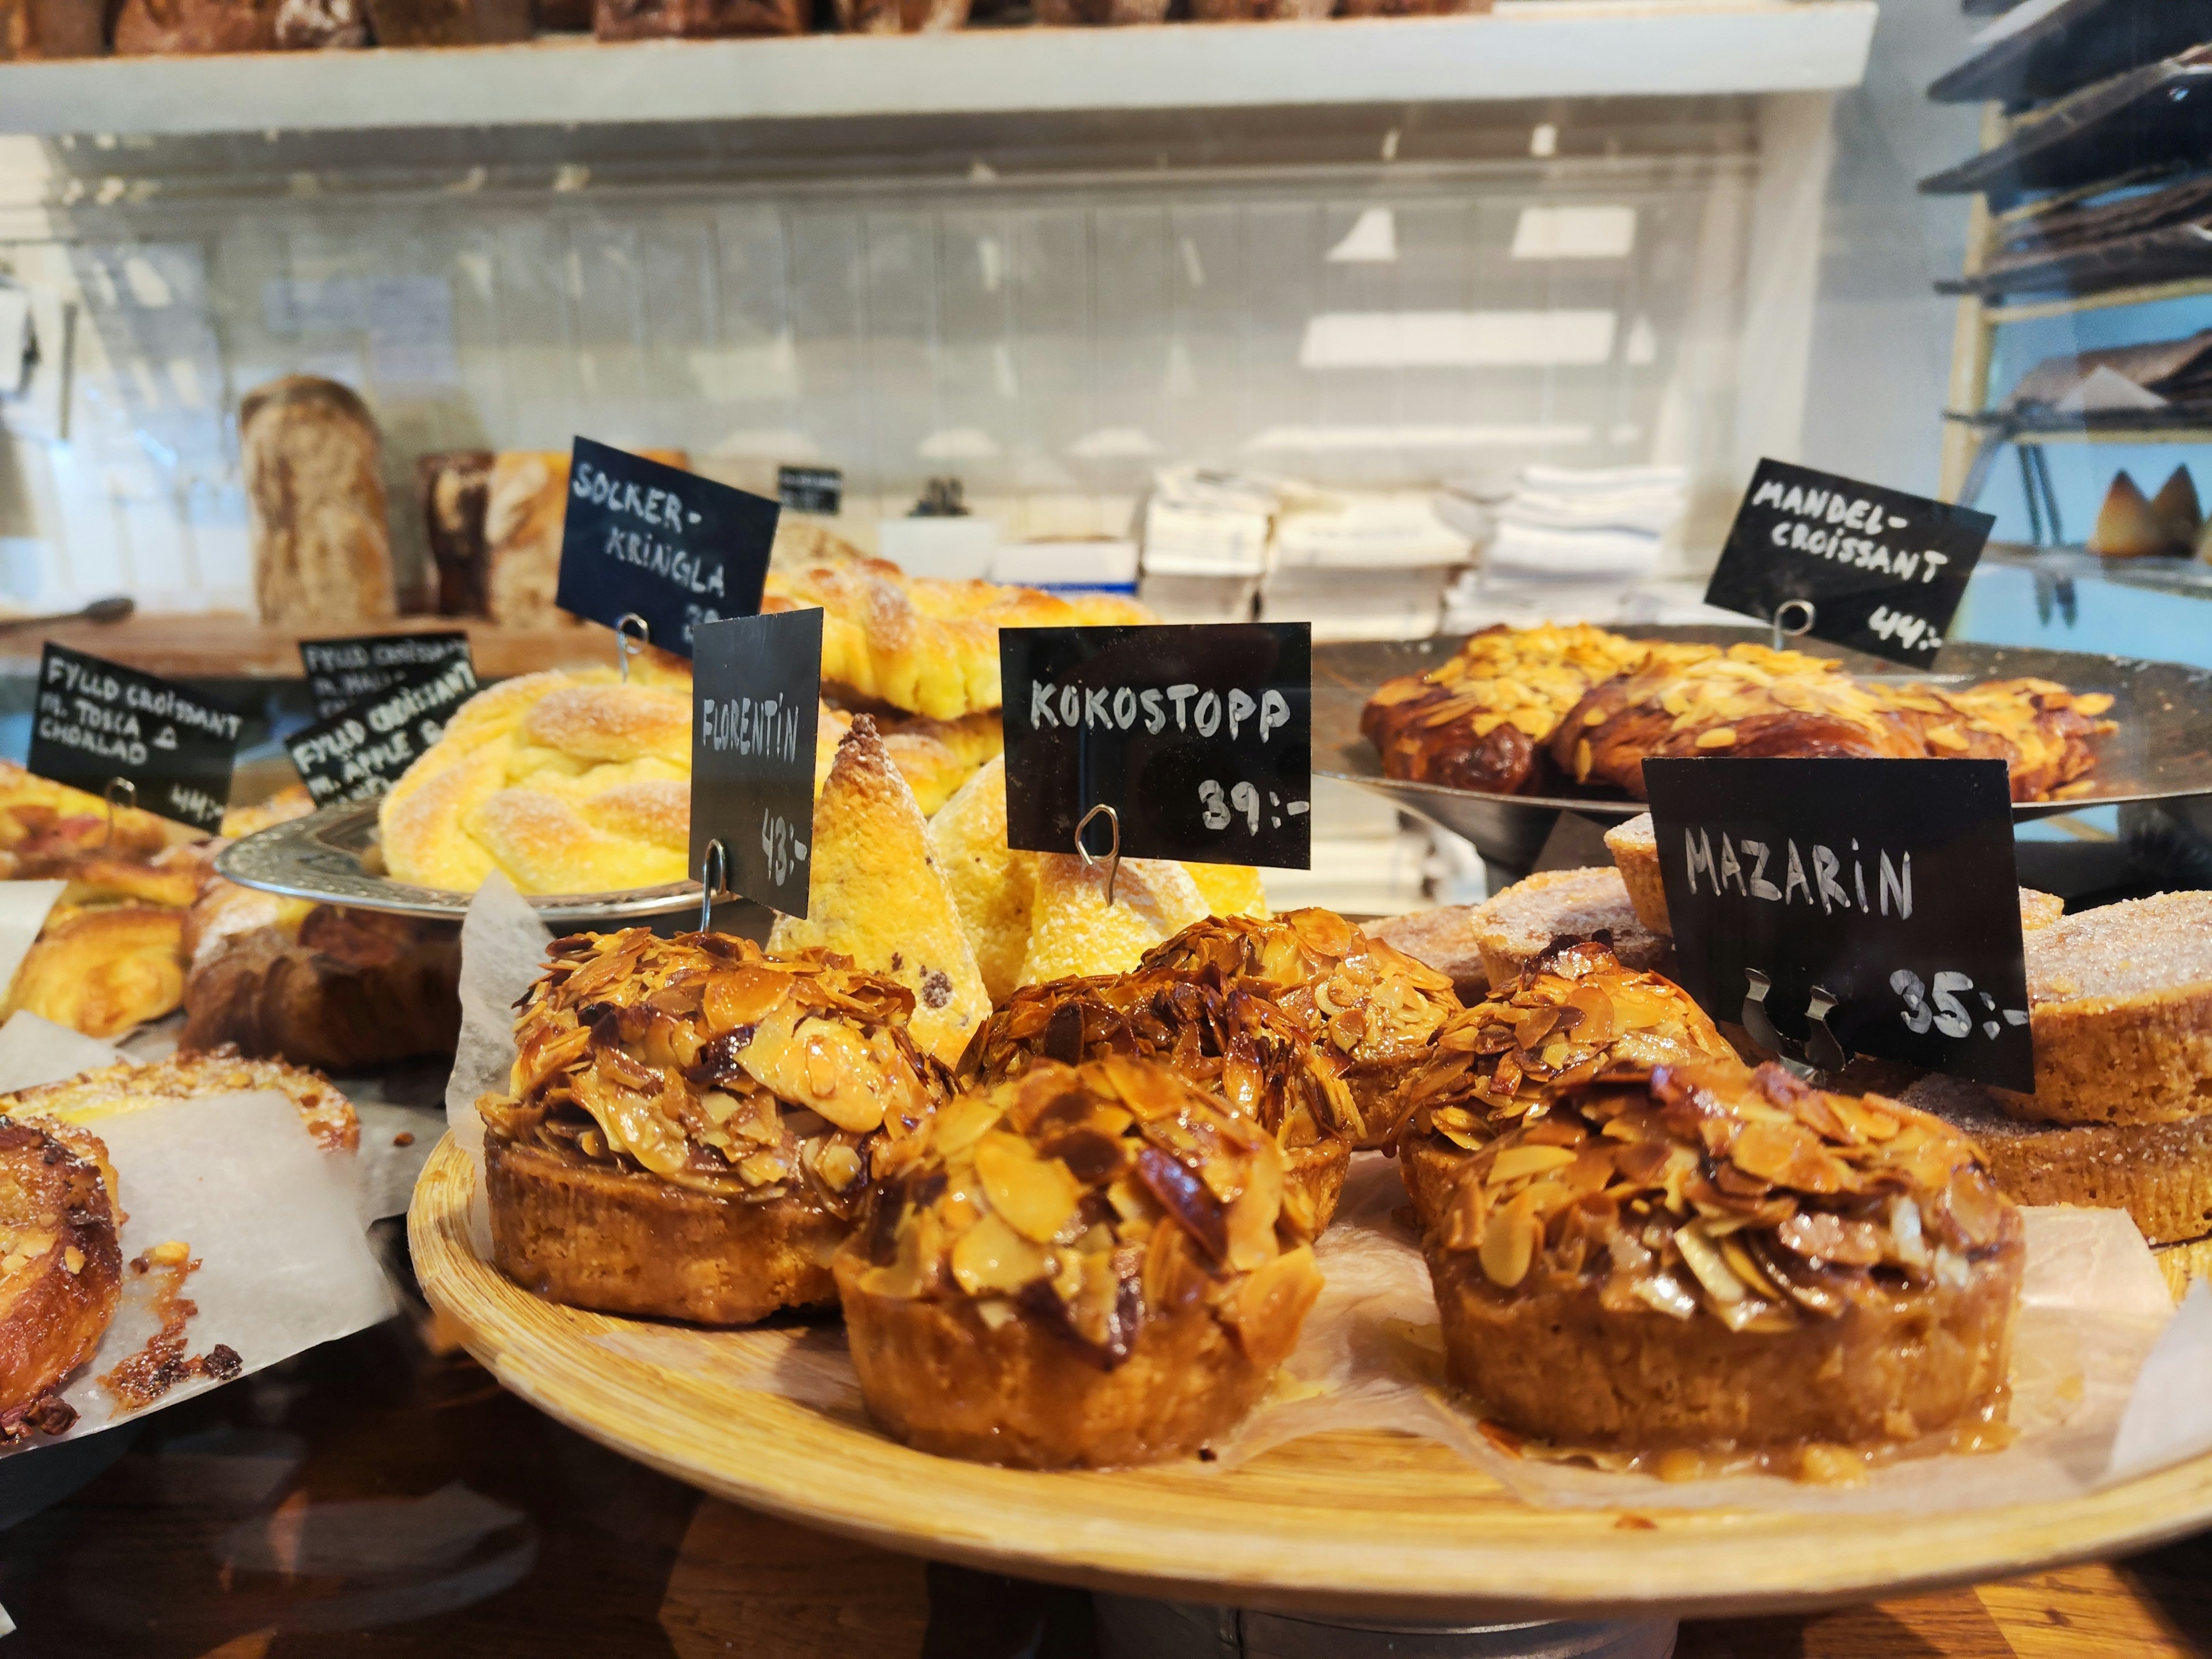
[0,1,1876,138]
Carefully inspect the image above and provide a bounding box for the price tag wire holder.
[1770,597,1815,653]
[616,613,650,683]
[1077,802,1122,908]
[1740,967,1848,1082]
[101,777,135,849]
[697,836,729,933]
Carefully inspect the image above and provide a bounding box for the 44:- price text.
[1866,605,1943,654]
[1890,969,2027,1041]
[761,808,809,890]
[1199,779,1311,834]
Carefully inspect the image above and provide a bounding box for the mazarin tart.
[835,1056,1324,1469]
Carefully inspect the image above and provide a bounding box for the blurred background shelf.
[0,1,1877,139]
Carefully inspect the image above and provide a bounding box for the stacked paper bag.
[1137,467,1279,623]
[1259,493,1471,642]
[1443,463,1687,629]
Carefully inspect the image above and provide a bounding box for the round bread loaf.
[837,1057,1323,1468]
[1425,1060,2024,1465]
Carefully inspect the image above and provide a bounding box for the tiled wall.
[0,115,1764,612]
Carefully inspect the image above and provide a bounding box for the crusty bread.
[0,1117,121,1439]
[489,1138,844,1323]
[769,717,990,1068]
[1365,905,1488,1002]
[417,449,494,616]
[1604,812,2064,940]
[483,449,688,628]
[926,756,1036,1006]
[1995,890,2212,1126]
[240,377,394,627]
[1468,866,1675,986]
[5,1047,360,1153]
[1426,1060,2024,1461]
[183,881,461,1073]
[1906,1071,2212,1247]
[6,907,187,1041]
[0,0,104,56]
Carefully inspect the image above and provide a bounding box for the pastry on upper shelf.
[481,930,945,1325]
[836,1057,1323,1469]
[482,449,690,628]
[3,1046,359,1153]
[1602,812,2067,938]
[1467,866,1674,987]
[1424,1059,2024,1470]
[1551,644,2113,805]
[1135,909,1460,1148]
[594,0,801,35]
[240,377,392,627]
[961,965,1362,1237]
[378,658,692,896]
[764,559,1152,722]
[1396,937,1743,1229]
[0,1116,120,1441]
[768,717,990,1070]
[1988,890,2212,1128]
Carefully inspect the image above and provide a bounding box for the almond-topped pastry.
[1135,910,1461,1148]
[0,1115,122,1441]
[1396,938,1744,1228]
[836,1057,1324,1469]
[1425,1060,2025,1472]
[960,968,1362,1236]
[480,930,947,1325]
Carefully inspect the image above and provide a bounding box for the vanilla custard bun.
[836,1055,1324,1469]
[1425,1059,2024,1469]
[1397,938,1744,1230]
[480,929,946,1324]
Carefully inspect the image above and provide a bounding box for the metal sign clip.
[1741,967,1848,1081]
[1076,802,1122,908]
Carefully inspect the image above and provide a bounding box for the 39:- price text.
[1199,779,1310,835]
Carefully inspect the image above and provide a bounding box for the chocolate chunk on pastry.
[836,1056,1323,1469]
[480,930,945,1325]
[1396,937,1742,1230]
[1425,1060,2024,1467]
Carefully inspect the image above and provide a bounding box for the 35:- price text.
[1889,969,2027,1041]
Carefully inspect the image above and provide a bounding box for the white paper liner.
[0,880,66,1010]
[0,1087,395,1459]
[448,877,2212,1513]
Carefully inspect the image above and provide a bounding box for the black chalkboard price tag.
[1644,756,2033,1091]
[555,437,778,658]
[778,465,843,517]
[298,631,472,721]
[285,656,482,808]
[690,608,822,919]
[1705,459,1995,666]
[28,643,241,835]
[1000,622,1311,870]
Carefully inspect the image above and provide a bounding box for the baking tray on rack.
[213,800,699,925]
[408,1136,2212,1623]
[1313,627,2212,874]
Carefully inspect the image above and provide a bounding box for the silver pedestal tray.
[213,801,702,925]
[1315,626,2212,875]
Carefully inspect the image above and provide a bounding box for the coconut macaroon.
[1424,1060,2025,1470]
[1396,938,1744,1230]
[1136,910,1461,1148]
[835,1057,1324,1469]
[479,930,946,1325]
[961,966,1362,1237]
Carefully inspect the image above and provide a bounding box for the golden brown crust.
[0,1115,122,1437]
[1908,1073,2212,1245]
[843,1058,1323,1468]
[1365,905,1490,1003]
[1995,891,2212,1126]
[240,375,395,628]
[2155,1235,2212,1302]
[489,1137,845,1323]
[3,1047,360,1154]
[1468,867,1675,987]
[6,907,188,1040]
[1424,1060,2024,1456]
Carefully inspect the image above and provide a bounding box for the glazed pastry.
[0,1117,120,1441]
[836,1057,1324,1468]
[6,908,189,1041]
[1396,938,1743,1229]
[1017,854,1210,989]
[768,717,990,1069]
[1425,1060,2024,1468]
[963,967,1361,1236]
[1136,910,1460,1147]
[480,930,945,1325]
[1365,906,1490,1003]
[1,1046,359,1153]
[1466,867,1673,987]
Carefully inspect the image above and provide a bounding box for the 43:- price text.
[1199,779,1311,834]
[760,808,809,890]
[1889,969,2027,1041]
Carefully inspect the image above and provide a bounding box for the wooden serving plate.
[410,1135,2212,1622]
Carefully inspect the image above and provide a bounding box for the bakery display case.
[3,2,2212,1656]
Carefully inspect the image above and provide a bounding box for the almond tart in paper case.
[479,926,948,1325]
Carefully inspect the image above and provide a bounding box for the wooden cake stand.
[410,1135,2212,1634]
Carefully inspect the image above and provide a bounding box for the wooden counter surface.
[0,615,630,681]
